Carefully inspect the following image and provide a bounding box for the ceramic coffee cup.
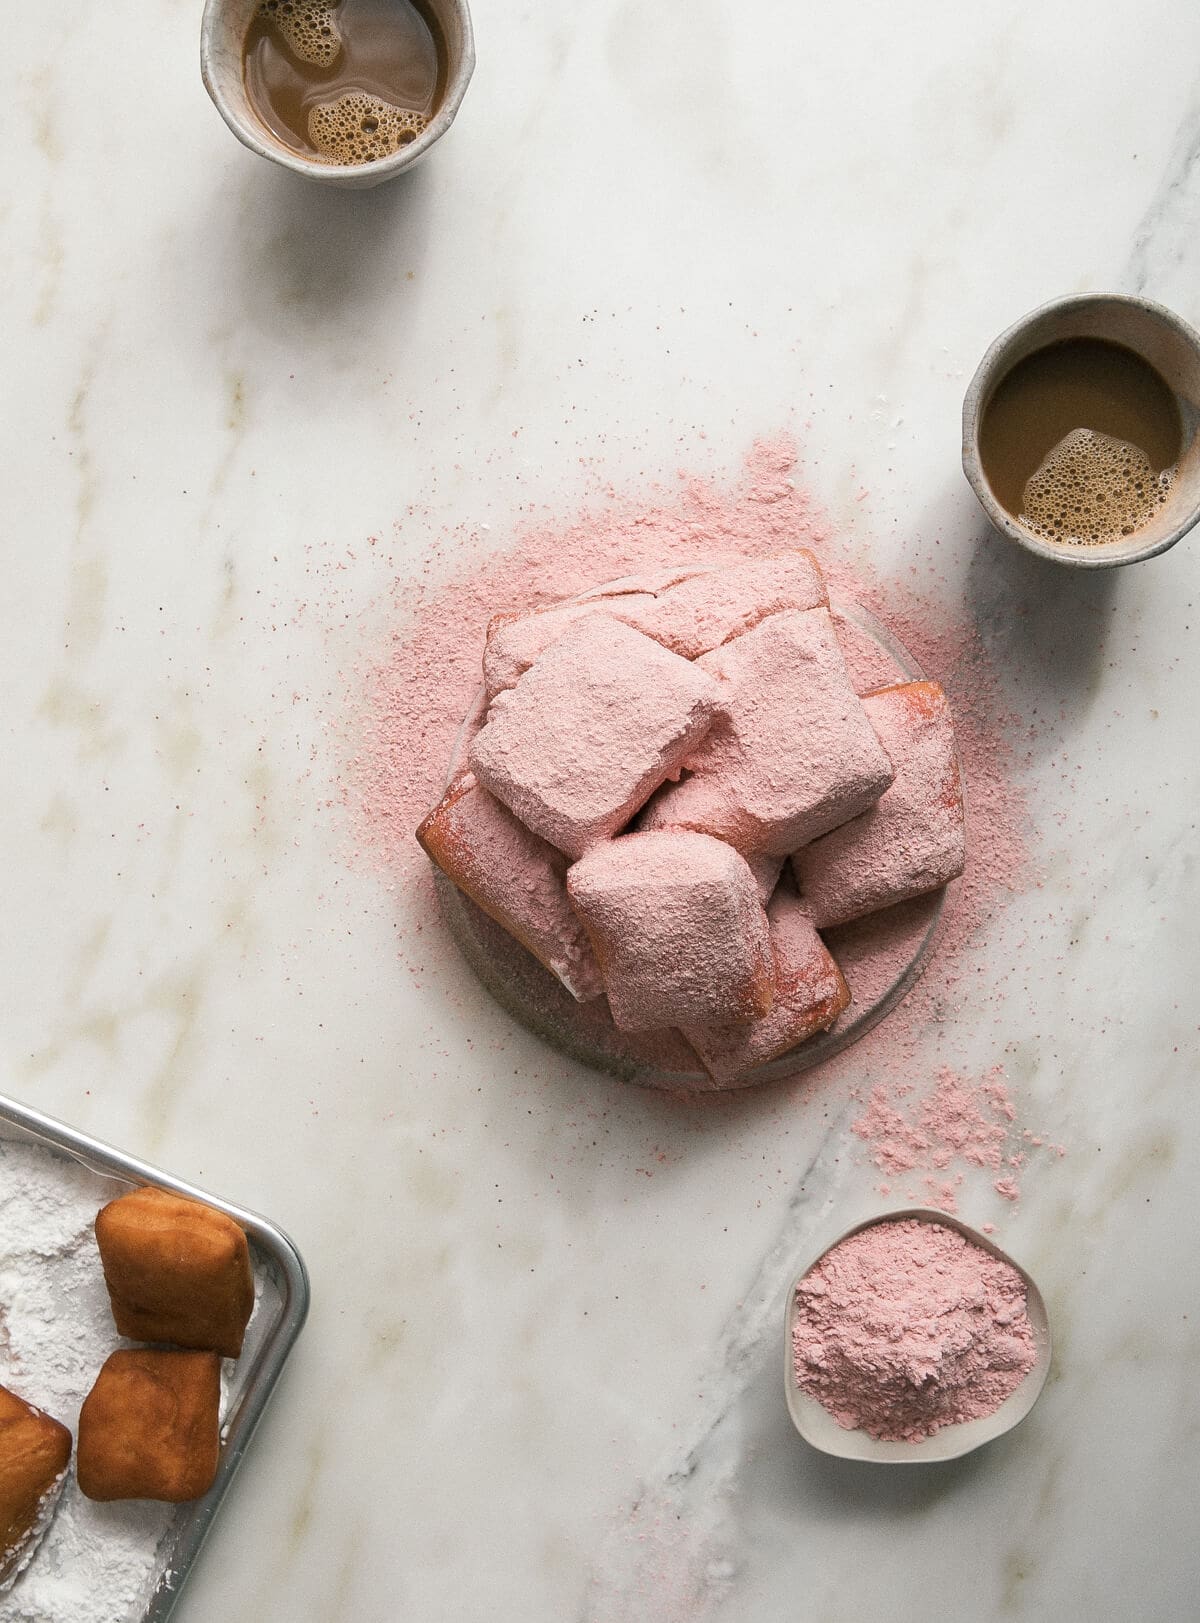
[962,293,1200,568]
[201,0,475,189]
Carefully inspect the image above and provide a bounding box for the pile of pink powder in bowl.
[790,1216,1040,1446]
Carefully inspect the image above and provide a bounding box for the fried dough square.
[567,831,773,1031]
[630,550,829,657]
[792,681,965,927]
[0,1384,72,1589]
[640,608,895,856]
[417,773,604,1001]
[471,616,719,860]
[96,1186,254,1358]
[77,1349,221,1504]
[682,888,850,1084]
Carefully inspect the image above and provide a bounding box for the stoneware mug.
[962,293,1200,568]
[201,0,475,189]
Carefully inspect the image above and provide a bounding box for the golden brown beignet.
[0,1384,72,1588]
[95,1186,254,1358]
[77,1349,221,1503]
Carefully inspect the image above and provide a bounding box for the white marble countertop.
[4,2,1200,1619]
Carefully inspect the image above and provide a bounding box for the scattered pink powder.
[850,1065,1055,1210]
[791,1218,1037,1442]
[329,434,1037,1100]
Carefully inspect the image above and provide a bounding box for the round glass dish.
[434,594,951,1090]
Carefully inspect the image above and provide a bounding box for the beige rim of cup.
[784,1207,1052,1464]
[962,293,1200,568]
[201,0,475,189]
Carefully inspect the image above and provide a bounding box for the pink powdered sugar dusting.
[469,615,718,860]
[795,680,965,928]
[341,440,843,886]
[639,607,894,855]
[566,832,772,1032]
[851,1065,1063,1210]
[333,433,1038,1097]
[791,1217,1037,1442]
[416,774,604,1002]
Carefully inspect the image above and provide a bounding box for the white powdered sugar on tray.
[0,1135,173,1623]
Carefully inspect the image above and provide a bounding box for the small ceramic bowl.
[962,293,1200,568]
[201,0,475,188]
[784,1207,1051,1464]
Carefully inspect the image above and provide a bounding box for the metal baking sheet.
[0,1090,309,1622]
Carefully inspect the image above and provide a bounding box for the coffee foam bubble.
[258,0,342,68]
[1020,428,1175,546]
[308,92,427,163]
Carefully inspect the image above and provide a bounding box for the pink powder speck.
[792,1218,1038,1442]
[851,1065,1054,1208]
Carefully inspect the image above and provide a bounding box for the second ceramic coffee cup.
[963,293,1200,568]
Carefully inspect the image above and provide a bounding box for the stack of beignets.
[76,1187,254,1503]
[418,552,966,1085]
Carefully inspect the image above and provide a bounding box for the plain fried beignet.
[0,1384,72,1590]
[96,1186,254,1358]
[77,1349,221,1504]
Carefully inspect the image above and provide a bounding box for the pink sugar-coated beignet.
[483,593,659,699]
[628,550,829,658]
[481,553,828,697]
[746,850,785,906]
[681,888,850,1083]
[830,605,910,696]
[469,616,719,861]
[792,681,965,929]
[566,831,774,1032]
[417,774,604,1001]
[639,608,895,857]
